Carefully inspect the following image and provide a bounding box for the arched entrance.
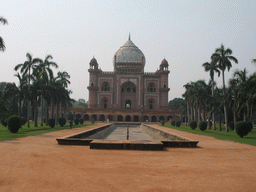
[143,115,148,122]
[84,114,89,121]
[125,115,131,122]
[100,114,105,121]
[133,115,139,122]
[92,114,97,121]
[117,115,123,121]
[121,82,137,110]
[107,115,113,121]
[151,115,157,122]
[125,100,131,109]
[167,115,172,121]
[159,116,164,121]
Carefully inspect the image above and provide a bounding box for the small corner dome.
[90,57,98,65]
[113,36,145,67]
[161,58,168,66]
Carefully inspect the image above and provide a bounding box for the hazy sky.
[1,0,256,101]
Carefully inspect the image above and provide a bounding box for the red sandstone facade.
[71,36,180,122]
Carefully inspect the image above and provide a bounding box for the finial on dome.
[128,33,131,40]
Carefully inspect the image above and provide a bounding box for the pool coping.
[56,123,199,150]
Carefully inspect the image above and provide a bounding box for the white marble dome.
[113,36,145,68]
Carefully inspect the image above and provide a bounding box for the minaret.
[88,57,100,109]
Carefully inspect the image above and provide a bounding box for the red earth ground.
[1,123,256,192]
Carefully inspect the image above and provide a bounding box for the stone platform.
[90,140,164,150]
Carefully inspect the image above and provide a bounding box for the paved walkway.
[1,123,256,192]
[105,126,154,140]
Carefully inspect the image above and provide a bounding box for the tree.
[54,71,71,123]
[56,71,70,88]
[0,16,8,52]
[0,82,19,121]
[236,73,256,121]
[202,58,220,130]
[14,73,27,118]
[14,53,41,127]
[211,44,238,131]
[168,98,184,110]
[37,55,58,126]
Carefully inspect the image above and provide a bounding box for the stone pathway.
[1,123,256,192]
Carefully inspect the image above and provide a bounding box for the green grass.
[0,122,93,141]
[163,124,256,146]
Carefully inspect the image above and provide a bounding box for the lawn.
[0,122,92,141]
[164,124,256,146]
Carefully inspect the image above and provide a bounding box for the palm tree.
[37,55,58,126]
[183,82,194,122]
[252,59,256,64]
[56,71,70,88]
[14,53,41,127]
[236,73,256,121]
[0,16,8,52]
[14,73,27,118]
[54,71,71,123]
[202,58,220,130]
[211,44,238,132]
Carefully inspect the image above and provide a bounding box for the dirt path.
[1,123,256,192]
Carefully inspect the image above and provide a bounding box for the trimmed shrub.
[20,117,26,126]
[171,120,175,126]
[175,120,181,127]
[160,120,165,126]
[228,121,234,131]
[91,118,95,124]
[7,115,21,133]
[235,121,253,138]
[199,121,207,131]
[189,120,197,130]
[49,118,55,128]
[79,118,84,124]
[58,117,66,127]
[1,119,7,127]
[246,121,253,133]
[74,118,80,125]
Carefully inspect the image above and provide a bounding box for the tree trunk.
[193,106,196,121]
[46,102,49,126]
[27,100,30,127]
[250,104,253,121]
[51,98,54,118]
[221,70,229,132]
[185,104,187,126]
[64,105,66,118]
[213,112,216,130]
[224,102,228,132]
[187,101,190,123]
[208,113,211,129]
[41,96,44,126]
[219,113,222,131]
[212,77,216,130]
[55,102,59,125]
[60,101,62,117]
[198,105,200,123]
[18,95,21,118]
[233,99,236,132]
[34,96,38,127]
[203,104,206,121]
